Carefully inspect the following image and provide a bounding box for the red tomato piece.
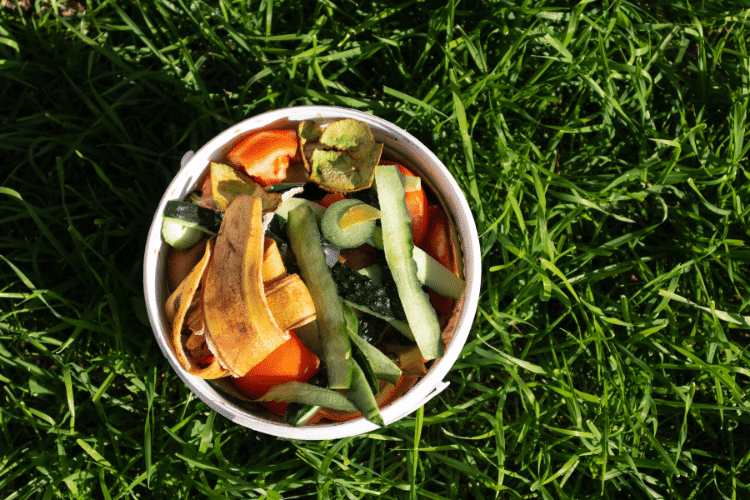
[199,174,214,208]
[227,130,298,187]
[194,354,214,367]
[317,193,346,208]
[231,330,320,415]
[424,205,457,316]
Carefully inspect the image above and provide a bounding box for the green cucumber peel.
[284,403,322,427]
[259,382,356,411]
[342,303,402,385]
[375,165,443,360]
[350,341,379,394]
[275,197,326,228]
[343,301,413,339]
[369,226,465,300]
[287,205,352,389]
[357,264,383,285]
[347,359,384,426]
[402,174,421,192]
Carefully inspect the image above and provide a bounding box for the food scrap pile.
[161,118,465,426]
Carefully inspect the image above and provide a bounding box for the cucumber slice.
[161,218,204,250]
[321,199,376,248]
[375,165,442,360]
[287,205,353,389]
[163,200,223,234]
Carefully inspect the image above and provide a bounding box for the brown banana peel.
[264,274,317,331]
[202,195,290,377]
[166,196,318,379]
[261,237,286,284]
[166,237,228,379]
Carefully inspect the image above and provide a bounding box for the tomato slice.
[194,354,214,367]
[231,330,320,415]
[423,205,457,316]
[199,174,214,209]
[227,130,298,187]
[317,193,346,208]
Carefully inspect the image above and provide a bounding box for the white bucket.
[143,106,481,440]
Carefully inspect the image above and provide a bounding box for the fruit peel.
[299,119,383,193]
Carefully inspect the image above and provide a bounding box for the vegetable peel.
[299,119,383,193]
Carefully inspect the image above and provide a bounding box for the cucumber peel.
[350,340,379,394]
[259,382,356,411]
[343,301,413,339]
[287,205,353,389]
[369,226,465,300]
[402,174,421,192]
[347,359,384,426]
[274,197,326,228]
[375,165,443,360]
[343,303,402,385]
[284,403,321,427]
[163,200,224,234]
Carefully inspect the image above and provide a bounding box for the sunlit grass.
[1,0,749,498]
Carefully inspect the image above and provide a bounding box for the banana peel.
[166,237,228,379]
[166,196,317,379]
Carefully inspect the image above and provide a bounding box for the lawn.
[2,0,750,498]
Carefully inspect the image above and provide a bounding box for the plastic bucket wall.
[143,106,481,440]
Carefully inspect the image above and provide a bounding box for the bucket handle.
[180,151,195,170]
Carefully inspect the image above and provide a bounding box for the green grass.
[2,0,750,498]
